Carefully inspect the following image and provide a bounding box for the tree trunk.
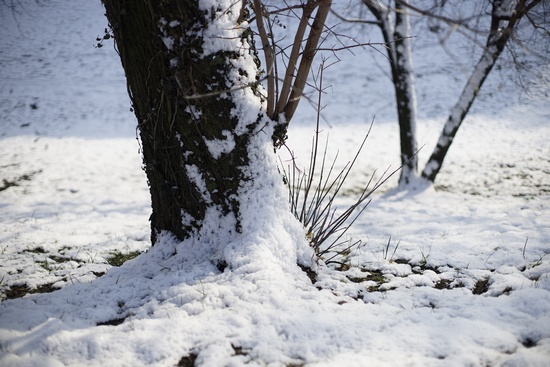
[393,0,418,186]
[102,0,263,245]
[363,0,418,186]
[421,0,540,182]
[420,48,499,182]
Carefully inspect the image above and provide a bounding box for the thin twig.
[252,0,275,117]
[180,77,267,100]
[284,0,332,122]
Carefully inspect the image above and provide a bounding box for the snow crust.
[0,1,549,366]
[198,0,247,56]
[185,164,213,203]
[203,130,236,159]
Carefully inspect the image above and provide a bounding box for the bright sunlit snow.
[1,1,549,366]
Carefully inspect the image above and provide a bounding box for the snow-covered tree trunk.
[363,0,418,186]
[101,0,310,269]
[102,0,259,245]
[422,0,542,182]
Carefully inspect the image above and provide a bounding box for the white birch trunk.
[421,0,536,182]
[394,0,418,186]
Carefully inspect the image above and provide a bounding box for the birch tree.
[362,0,418,186]
[422,0,543,181]
[354,0,545,184]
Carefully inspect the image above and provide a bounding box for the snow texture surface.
[1,1,549,366]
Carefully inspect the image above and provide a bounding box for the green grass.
[106,250,142,267]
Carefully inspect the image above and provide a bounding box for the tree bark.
[102,0,263,244]
[363,0,418,186]
[393,0,418,186]
[421,0,541,182]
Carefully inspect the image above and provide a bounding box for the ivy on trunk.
[102,0,262,244]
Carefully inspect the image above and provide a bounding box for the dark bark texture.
[364,0,418,185]
[102,0,260,244]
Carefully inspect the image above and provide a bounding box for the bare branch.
[276,1,316,117]
[180,76,268,100]
[284,0,332,123]
[330,8,379,25]
[248,3,304,23]
[316,40,388,52]
[525,12,550,37]
[252,0,275,117]
[394,0,485,34]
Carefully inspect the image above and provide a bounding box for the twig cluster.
[250,0,332,145]
[279,63,399,263]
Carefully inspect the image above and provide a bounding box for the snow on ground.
[1,1,549,366]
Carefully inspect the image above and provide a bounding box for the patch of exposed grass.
[0,171,41,192]
[5,284,30,299]
[365,271,387,292]
[31,283,57,294]
[298,264,317,284]
[435,279,452,289]
[24,247,47,254]
[176,353,198,367]
[96,317,127,326]
[472,278,490,295]
[49,254,74,263]
[106,250,142,267]
[4,282,57,299]
[341,268,387,292]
